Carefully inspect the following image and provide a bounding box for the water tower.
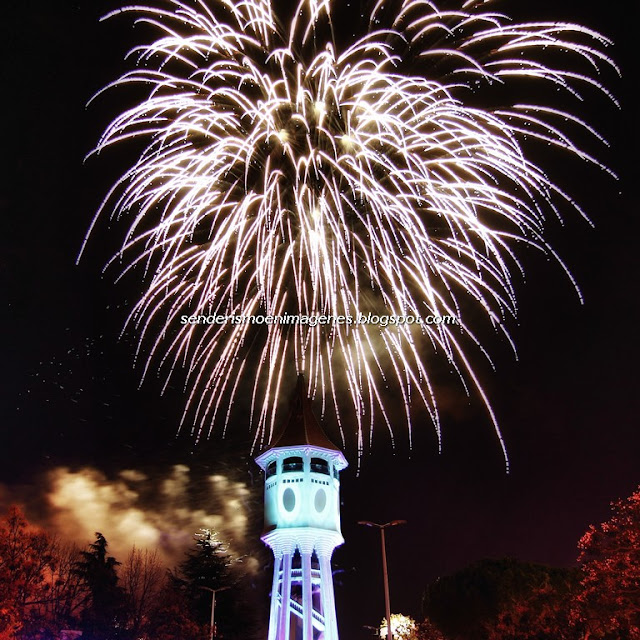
[255,376,348,640]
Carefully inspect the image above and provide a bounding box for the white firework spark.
[82,0,616,464]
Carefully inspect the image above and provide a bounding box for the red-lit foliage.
[0,509,245,639]
[0,506,53,637]
[423,557,579,639]
[421,487,640,640]
[414,618,449,640]
[485,579,580,640]
[573,486,640,640]
[144,586,208,640]
[0,505,91,638]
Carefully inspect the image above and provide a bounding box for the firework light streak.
[82,0,617,464]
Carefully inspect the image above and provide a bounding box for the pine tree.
[171,529,233,628]
[74,532,127,639]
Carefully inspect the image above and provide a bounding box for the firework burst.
[83,0,617,463]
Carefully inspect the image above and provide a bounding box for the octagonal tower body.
[255,377,347,640]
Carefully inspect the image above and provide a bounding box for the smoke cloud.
[1,464,260,572]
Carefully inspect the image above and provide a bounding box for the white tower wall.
[257,437,347,640]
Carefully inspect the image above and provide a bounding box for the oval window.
[314,488,327,512]
[282,488,296,512]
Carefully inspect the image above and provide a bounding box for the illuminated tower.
[255,377,348,640]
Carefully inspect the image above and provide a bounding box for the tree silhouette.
[423,558,580,640]
[74,532,127,639]
[121,546,165,638]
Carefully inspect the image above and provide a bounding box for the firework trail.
[82,0,616,463]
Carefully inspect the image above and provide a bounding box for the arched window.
[282,456,303,472]
[266,460,277,479]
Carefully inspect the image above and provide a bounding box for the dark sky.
[1,0,637,637]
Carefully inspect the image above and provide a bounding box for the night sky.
[1,1,637,638]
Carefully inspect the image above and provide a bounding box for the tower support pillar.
[268,552,282,640]
[277,550,293,640]
[301,550,313,640]
[319,551,338,640]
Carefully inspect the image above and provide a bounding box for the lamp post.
[199,586,229,640]
[358,520,406,640]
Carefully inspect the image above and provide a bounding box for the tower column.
[268,551,282,640]
[318,545,339,640]
[301,549,314,640]
[278,550,294,640]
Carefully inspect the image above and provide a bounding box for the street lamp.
[199,586,229,640]
[358,520,407,640]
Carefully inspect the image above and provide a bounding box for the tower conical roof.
[270,375,341,451]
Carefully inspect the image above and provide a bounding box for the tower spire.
[269,375,341,452]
